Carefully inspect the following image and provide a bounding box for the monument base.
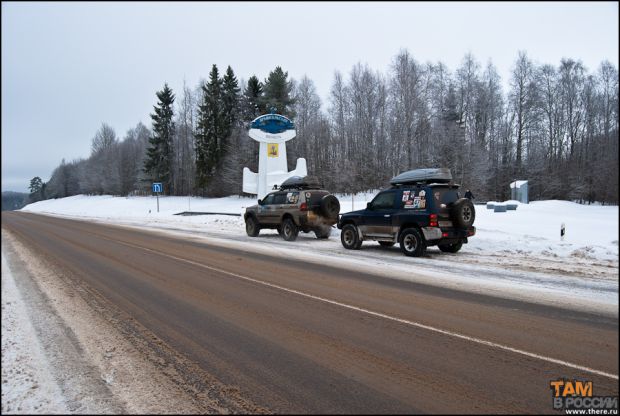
[243,158,307,197]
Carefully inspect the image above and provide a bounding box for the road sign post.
[152,182,163,213]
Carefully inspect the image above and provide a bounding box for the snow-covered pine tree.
[242,75,264,121]
[144,83,175,195]
[222,66,240,139]
[194,65,225,193]
[261,66,296,118]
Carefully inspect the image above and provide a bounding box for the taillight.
[300,202,308,211]
[430,214,438,227]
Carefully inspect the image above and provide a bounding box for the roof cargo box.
[279,175,321,190]
[390,168,452,185]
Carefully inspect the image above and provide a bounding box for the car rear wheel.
[341,224,362,250]
[438,242,463,253]
[281,218,299,241]
[245,216,260,237]
[399,228,426,257]
[314,226,331,239]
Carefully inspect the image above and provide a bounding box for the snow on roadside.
[2,252,68,414]
[21,193,619,263]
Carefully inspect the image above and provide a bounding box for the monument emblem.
[242,111,307,199]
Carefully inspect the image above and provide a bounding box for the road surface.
[2,212,618,413]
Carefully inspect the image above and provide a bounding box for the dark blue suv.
[337,168,476,257]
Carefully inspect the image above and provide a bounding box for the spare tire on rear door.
[451,198,475,228]
[319,195,340,219]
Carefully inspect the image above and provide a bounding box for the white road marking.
[104,236,620,381]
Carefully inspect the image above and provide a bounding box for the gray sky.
[2,1,618,193]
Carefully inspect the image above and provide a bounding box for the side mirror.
[258,198,264,206]
[366,202,372,210]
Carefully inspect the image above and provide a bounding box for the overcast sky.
[2,1,618,193]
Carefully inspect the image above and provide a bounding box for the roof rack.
[390,168,452,186]
[279,175,321,190]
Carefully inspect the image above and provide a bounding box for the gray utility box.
[510,180,529,204]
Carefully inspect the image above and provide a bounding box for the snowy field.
[19,193,619,314]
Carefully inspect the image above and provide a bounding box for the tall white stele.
[242,114,307,200]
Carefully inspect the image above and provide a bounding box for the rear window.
[305,191,328,205]
[432,188,460,205]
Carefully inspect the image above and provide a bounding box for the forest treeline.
[28,50,618,204]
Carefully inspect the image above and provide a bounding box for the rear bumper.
[423,226,475,244]
[300,211,338,230]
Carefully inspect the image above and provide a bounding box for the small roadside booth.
[510,180,529,204]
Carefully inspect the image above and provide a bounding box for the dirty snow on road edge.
[2,251,68,414]
[1,228,260,414]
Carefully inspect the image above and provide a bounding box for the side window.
[262,194,275,205]
[371,191,396,209]
[286,192,300,204]
[401,187,428,210]
[273,193,287,205]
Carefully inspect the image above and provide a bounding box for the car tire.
[378,241,395,247]
[245,216,260,237]
[451,198,475,228]
[314,226,331,239]
[399,228,426,257]
[438,241,463,253]
[281,218,299,241]
[341,224,362,250]
[319,195,340,219]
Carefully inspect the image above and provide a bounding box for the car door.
[257,194,275,223]
[363,190,397,237]
[270,192,288,224]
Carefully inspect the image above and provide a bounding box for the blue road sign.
[152,182,163,193]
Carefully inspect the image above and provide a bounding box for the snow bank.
[2,252,68,414]
[22,194,618,260]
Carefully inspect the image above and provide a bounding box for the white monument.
[242,112,307,199]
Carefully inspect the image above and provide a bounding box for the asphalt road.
[3,212,618,414]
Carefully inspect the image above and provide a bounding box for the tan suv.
[244,176,340,241]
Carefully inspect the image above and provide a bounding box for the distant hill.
[2,191,29,211]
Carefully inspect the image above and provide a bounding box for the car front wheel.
[341,224,362,250]
[399,228,426,257]
[245,216,260,237]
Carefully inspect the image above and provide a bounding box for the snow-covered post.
[561,223,565,241]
